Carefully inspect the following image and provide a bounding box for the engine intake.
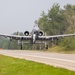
[39,31,44,36]
[24,31,29,36]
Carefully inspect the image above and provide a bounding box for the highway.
[0,50,75,71]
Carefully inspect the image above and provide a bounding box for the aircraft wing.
[38,34,75,40]
[0,34,32,40]
[0,33,75,41]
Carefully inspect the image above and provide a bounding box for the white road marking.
[21,54,75,63]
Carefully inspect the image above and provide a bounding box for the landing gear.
[45,44,48,49]
[45,42,48,49]
[19,40,23,50]
[20,44,23,50]
[20,38,23,50]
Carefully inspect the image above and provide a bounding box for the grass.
[0,55,75,75]
[48,46,75,54]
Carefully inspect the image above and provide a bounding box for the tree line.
[37,3,75,50]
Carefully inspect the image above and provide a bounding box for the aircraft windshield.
[33,24,39,30]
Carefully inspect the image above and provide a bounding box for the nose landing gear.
[45,42,48,49]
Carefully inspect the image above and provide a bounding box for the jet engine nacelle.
[39,31,44,36]
[24,31,29,36]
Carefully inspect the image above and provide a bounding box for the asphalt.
[0,50,75,71]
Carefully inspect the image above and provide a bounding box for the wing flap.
[38,34,75,40]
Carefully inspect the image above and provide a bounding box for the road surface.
[0,50,75,71]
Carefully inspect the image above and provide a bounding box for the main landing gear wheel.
[45,45,48,49]
[20,44,23,50]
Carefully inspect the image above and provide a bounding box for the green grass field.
[0,55,75,75]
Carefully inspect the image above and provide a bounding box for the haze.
[0,0,75,34]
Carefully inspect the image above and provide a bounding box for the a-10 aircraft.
[0,24,75,49]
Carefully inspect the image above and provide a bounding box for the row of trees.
[37,4,75,35]
[37,3,75,50]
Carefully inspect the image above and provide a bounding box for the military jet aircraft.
[0,24,75,49]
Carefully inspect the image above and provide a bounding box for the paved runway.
[0,50,75,71]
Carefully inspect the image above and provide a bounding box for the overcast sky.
[0,0,75,34]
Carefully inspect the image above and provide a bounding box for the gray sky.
[0,0,75,34]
